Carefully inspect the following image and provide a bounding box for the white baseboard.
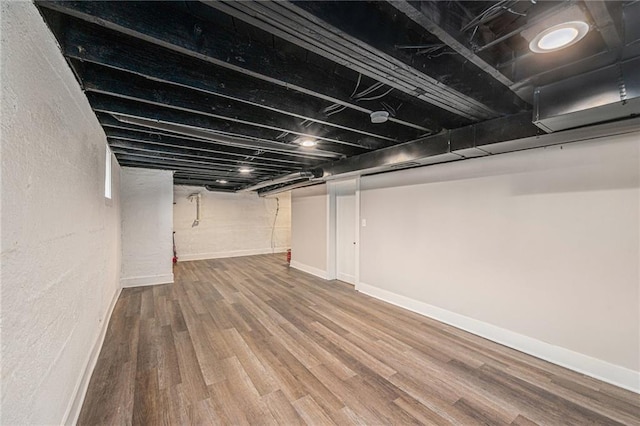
[120,273,174,288]
[62,286,122,425]
[178,247,288,262]
[337,272,355,285]
[290,260,327,279]
[358,282,640,394]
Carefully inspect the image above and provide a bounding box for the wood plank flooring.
[79,254,640,425]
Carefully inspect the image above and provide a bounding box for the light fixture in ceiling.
[529,21,589,53]
[216,179,228,184]
[370,110,389,124]
[298,138,317,147]
[238,167,253,173]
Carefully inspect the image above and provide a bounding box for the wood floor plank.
[78,254,640,425]
[292,395,337,426]
[262,390,306,426]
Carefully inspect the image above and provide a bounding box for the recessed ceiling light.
[299,139,317,147]
[370,110,389,124]
[216,179,228,184]
[529,21,589,53]
[238,167,253,173]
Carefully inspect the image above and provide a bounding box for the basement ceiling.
[36,1,640,194]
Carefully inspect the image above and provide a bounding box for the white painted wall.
[120,168,174,287]
[291,184,328,278]
[173,186,291,261]
[1,2,122,424]
[358,134,640,391]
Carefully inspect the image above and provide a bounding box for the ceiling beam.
[98,114,335,162]
[113,154,274,177]
[36,1,434,132]
[201,0,497,121]
[61,20,421,142]
[116,160,249,179]
[88,95,354,159]
[173,179,237,191]
[110,148,289,174]
[77,62,384,150]
[107,140,299,171]
[386,1,527,103]
[105,128,315,167]
[173,171,252,182]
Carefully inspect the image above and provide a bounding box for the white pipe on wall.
[188,192,201,227]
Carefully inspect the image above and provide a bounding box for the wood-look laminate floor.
[79,255,640,425]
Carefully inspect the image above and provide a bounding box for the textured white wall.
[359,134,639,381]
[1,2,122,424]
[120,168,174,287]
[291,184,328,277]
[173,186,290,261]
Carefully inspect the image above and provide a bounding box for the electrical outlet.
[361,219,367,227]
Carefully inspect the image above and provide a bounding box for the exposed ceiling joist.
[78,62,382,150]
[113,154,273,177]
[201,0,498,121]
[111,149,288,174]
[100,115,340,162]
[107,141,298,171]
[62,20,420,142]
[38,1,435,131]
[386,0,525,101]
[105,130,313,167]
[90,96,353,158]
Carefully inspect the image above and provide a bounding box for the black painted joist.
[173,179,238,191]
[173,172,251,183]
[105,128,317,167]
[61,19,422,142]
[107,140,299,171]
[114,154,275,177]
[36,1,435,131]
[88,93,362,158]
[77,61,384,150]
[118,161,250,185]
[206,0,499,120]
[110,147,290,174]
[384,1,530,106]
[97,114,336,163]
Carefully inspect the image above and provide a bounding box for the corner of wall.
[290,260,328,280]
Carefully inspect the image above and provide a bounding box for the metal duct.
[316,112,640,180]
[238,171,317,192]
[253,113,640,195]
[533,57,640,132]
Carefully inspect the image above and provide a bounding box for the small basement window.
[105,146,112,199]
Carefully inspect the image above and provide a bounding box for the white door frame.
[326,178,360,287]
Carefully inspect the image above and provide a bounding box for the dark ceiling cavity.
[36,0,640,194]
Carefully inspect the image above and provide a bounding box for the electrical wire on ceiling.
[460,0,524,33]
[321,73,393,118]
[461,0,527,44]
[270,197,280,253]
